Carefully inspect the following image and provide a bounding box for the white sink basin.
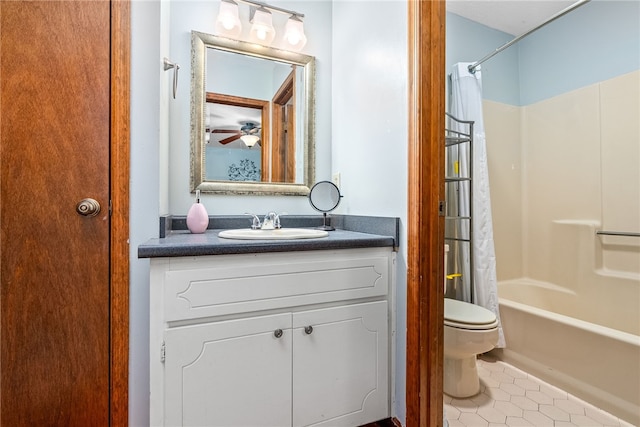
[218,228,329,240]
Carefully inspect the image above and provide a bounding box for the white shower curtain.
[450,62,505,347]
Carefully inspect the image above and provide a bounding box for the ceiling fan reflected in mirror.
[209,121,261,147]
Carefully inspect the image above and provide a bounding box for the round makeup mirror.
[308,181,342,231]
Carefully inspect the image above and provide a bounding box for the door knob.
[304,326,313,335]
[274,329,283,338]
[76,198,101,217]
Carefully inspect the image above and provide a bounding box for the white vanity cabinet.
[150,247,394,427]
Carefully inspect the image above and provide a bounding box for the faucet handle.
[244,213,261,229]
[262,211,281,230]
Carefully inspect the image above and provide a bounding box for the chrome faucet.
[245,213,262,230]
[261,212,281,230]
[245,212,281,230]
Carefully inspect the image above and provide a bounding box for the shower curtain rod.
[468,0,591,74]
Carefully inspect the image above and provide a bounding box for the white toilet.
[444,298,499,397]
[443,245,499,398]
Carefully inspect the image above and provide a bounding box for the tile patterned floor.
[444,355,634,427]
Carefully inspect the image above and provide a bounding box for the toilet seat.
[444,298,498,330]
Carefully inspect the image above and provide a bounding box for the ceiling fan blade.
[212,129,240,134]
[219,134,241,145]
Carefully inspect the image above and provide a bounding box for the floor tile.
[491,370,515,384]
[539,403,571,422]
[556,397,588,415]
[522,409,554,426]
[510,395,539,411]
[539,382,568,400]
[478,406,507,424]
[513,377,539,391]
[503,365,528,380]
[484,386,511,402]
[459,412,489,426]
[470,392,494,408]
[504,416,535,426]
[450,397,478,412]
[444,356,629,427]
[500,382,526,396]
[493,400,523,417]
[525,389,554,405]
[444,404,461,421]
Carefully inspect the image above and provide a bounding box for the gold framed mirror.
[190,31,316,195]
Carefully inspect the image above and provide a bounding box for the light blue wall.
[447,0,640,106]
[130,1,162,425]
[519,0,640,105]
[446,12,520,106]
[331,1,408,422]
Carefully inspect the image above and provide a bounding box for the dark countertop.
[138,228,395,258]
[138,214,400,258]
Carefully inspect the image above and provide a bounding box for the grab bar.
[596,231,640,237]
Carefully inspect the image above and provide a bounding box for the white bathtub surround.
[497,273,640,425]
[445,355,633,427]
[483,69,640,425]
[450,63,505,348]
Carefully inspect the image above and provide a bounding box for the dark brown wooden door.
[271,69,296,183]
[1,1,111,425]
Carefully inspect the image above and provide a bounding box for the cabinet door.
[164,313,292,427]
[292,301,389,427]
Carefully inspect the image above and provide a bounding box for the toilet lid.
[444,298,498,330]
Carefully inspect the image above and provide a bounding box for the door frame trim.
[110,0,130,424]
[407,1,445,426]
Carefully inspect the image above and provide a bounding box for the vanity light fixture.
[215,0,307,50]
[240,134,260,147]
[215,0,242,37]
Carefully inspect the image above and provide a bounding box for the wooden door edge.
[406,1,445,426]
[110,0,131,425]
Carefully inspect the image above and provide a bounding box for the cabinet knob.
[304,326,313,335]
[274,329,283,338]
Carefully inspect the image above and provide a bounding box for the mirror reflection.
[191,31,316,195]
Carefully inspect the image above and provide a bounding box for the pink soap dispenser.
[186,190,209,234]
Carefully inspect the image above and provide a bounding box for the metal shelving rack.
[444,113,474,302]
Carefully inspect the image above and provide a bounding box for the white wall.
[331,1,408,422]
[522,71,640,279]
[483,101,522,280]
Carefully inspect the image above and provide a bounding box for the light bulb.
[222,18,235,31]
[283,15,306,51]
[215,0,241,37]
[287,33,300,45]
[240,134,260,147]
[249,7,275,45]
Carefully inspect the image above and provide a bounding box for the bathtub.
[493,279,640,425]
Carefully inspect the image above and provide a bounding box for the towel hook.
[163,57,180,99]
